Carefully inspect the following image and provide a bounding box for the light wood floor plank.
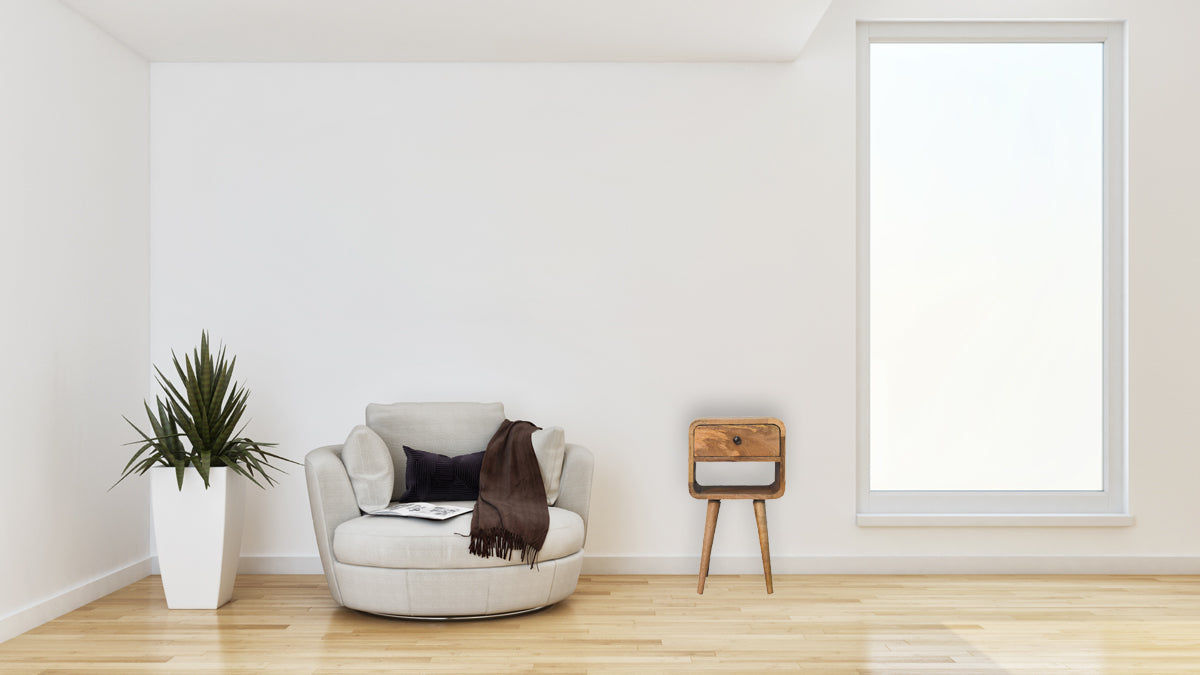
[1,575,1199,673]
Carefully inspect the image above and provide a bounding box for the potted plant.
[116,331,294,609]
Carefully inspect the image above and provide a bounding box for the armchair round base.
[357,605,550,621]
[330,550,584,618]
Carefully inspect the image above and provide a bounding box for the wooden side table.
[688,417,785,594]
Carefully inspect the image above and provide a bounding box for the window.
[857,23,1126,522]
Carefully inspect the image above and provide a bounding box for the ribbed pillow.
[399,446,485,502]
[342,425,394,513]
[531,427,566,505]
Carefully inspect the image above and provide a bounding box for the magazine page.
[370,502,473,520]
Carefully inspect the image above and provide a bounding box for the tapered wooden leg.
[697,499,721,594]
[753,499,773,594]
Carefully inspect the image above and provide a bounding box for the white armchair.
[305,402,594,618]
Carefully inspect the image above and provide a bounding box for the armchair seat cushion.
[332,502,585,570]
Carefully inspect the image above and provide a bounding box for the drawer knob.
[732,435,742,445]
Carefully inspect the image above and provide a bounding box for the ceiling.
[60,0,833,62]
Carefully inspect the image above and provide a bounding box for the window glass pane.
[869,42,1104,491]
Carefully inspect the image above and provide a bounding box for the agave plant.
[116,331,295,490]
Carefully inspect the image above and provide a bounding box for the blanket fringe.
[469,527,540,568]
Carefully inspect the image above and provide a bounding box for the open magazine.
[369,502,473,521]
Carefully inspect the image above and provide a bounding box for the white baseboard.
[581,555,1200,575]
[235,556,326,574]
[0,559,151,644]
[149,555,326,575]
[145,554,1200,576]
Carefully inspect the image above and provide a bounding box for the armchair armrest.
[305,444,360,606]
[554,443,594,542]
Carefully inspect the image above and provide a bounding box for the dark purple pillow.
[399,446,485,502]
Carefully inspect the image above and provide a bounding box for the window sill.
[856,513,1134,527]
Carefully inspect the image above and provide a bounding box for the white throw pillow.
[342,425,394,513]
[531,426,566,505]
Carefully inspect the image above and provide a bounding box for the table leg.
[697,499,721,594]
[753,499,773,594]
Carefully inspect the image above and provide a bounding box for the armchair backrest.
[365,402,506,500]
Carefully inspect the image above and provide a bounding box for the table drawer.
[693,423,780,458]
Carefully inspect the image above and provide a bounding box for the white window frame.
[856,21,1129,525]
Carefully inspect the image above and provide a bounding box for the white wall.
[0,0,150,640]
[149,0,1200,572]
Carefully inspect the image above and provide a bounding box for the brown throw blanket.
[469,419,549,566]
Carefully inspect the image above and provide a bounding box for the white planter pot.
[151,466,246,609]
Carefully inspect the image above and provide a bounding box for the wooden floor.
[2,574,1200,673]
